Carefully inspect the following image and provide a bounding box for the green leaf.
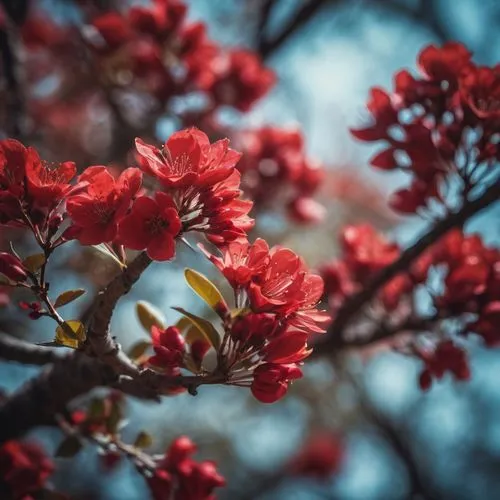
[54,320,86,349]
[184,268,228,317]
[185,325,207,345]
[23,253,45,273]
[172,306,221,350]
[134,431,153,449]
[55,436,83,458]
[54,289,86,308]
[92,243,127,269]
[136,300,166,333]
[127,340,152,360]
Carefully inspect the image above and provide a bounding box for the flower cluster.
[352,42,500,213]
[146,436,225,500]
[86,0,273,111]
[0,138,76,231]
[319,224,431,312]
[0,440,53,499]
[234,127,326,223]
[141,238,328,403]
[432,229,500,346]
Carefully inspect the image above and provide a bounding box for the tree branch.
[86,252,152,376]
[316,181,500,353]
[0,333,61,365]
[0,353,117,443]
[258,0,328,59]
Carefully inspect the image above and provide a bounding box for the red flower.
[248,247,328,333]
[418,42,472,84]
[0,440,53,498]
[135,130,202,188]
[67,166,142,245]
[460,64,500,119]
[263,331,311,364]
[251,363,302,403]
[117,192,181,261]
[25,146,76,207]
[200,238,269,288]
[0,253,28,282]
[136,128,241,189]
[149,325,186,369]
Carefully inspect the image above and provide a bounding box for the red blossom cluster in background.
[147,436,225,500]
[352,42,500,213]
[233,127,326,223]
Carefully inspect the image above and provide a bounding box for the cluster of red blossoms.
[21,0,274,114]
[233,127,326,223]
[0,439,53,499]
[318,224,500,390]
[352,42,500,213]
[0,128,251,267]
[146,436,225,500]
[320,224,431,312]
[146,238,329,403]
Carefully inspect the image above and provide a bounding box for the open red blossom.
[460,64,500,119]
[149,325,186,368]
[136,128,241,189]
[67,166,142,245]
[251,363,302,403]
[248,247,326,328]
[25,146,76,207]
[0,440,53,498]
[117,192,181,261]
[199,238,269,288]
[136,131,202,188]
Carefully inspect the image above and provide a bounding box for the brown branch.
[317,180,500,353]
[0,333,61,365]
[0,352,117,443]
[86,252,152,376]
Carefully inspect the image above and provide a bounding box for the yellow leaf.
[55,320,86,349]
[54,289,86,308]
[23,253,45,273]
[175,316,192,333]
[136,301,166,333]
[184,268,228,317]
[127,340,152,360]
[134,431,153,449]
[172,306,221,350]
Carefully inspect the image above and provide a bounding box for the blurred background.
[2,0,500,498]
